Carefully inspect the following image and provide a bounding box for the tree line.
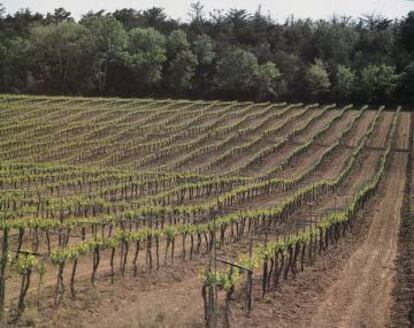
[0,3,413,104]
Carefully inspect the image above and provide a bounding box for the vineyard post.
[37,262,46,309]
[0,228,8,320]
[207,255,216,327]
[245,238,253,316]
[224,266,234,328]
[16,267,32,320]
[214,258,253,322]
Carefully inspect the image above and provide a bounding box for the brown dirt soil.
[367,110,394,148]
[212,110,336,174]
[320,110,357,145]
[395,111,411,150]
[2,108,410,328]
[204,108,317,176]
[346,110,377,147]
[2,113,375,291]
[390,117,414,327]
[176,106,305,173]
[11,110,383,328]
[308,152,406,328]
[230,150,407,328]
[294,110,338,143]
[278,145,328,179]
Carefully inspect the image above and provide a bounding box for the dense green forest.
[0,3,413,104]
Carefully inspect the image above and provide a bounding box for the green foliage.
[0,5,413,102]
[192,34,215,66]
[0,37,32,92]
[36,262,46,278]
[312,20,357,66]
[15,254,37,275]
[400,11,414,53]
[399,61,414,103]
[82,15,127,58]
[30,22,93,93]
[126,27,167,87]
[168,49,198,93]
[305,59,331,98]
[81,15,127,94]
[360,64,400,103]
[333,65,356,101]
[45,7,73,24]
[215,48,258,96]
[254,62,283,100]
[167,30,190,58]
[127,28,166,66]
[204,106,400,292]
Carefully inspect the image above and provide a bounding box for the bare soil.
[2,107,411,328]
[231,150,407,328]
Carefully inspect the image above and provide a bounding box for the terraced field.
[0,95,411,327]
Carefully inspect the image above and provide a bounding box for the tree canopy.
[0,3,413,104]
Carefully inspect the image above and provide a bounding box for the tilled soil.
[4,109,411,328]
[231,151,407,328]
[309,152,407,328]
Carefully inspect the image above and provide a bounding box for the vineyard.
[0,95,411,327]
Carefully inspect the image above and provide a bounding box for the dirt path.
[217,109,335,175]
[92,265,205,328]
[395,111,411,150]
[367,110,394,148]
[176,106,308,173]
[294,110,338,143]
[308,151,407,328]
[321,110,357,145]
[347,110,376,147]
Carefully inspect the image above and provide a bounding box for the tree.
[359,64,400,103]
[333,65,356,102]
[30,22,93,94]
[165,30,197,93]
[354,14,395,68]
[142,7,168,31]
[168,49,198,94]
[250,42,273,63]
[45,7,73,24]
[80,10,106,21]
[400,11,414,53]
[399,61,414,104]
[305,59,331,99]
[126,27,167,90]
[188,1,204,28]
[311,20,358,67]
[2,8,44,37]
[167,30,190,58]
[192,34,215,66]
[81,16,127,95]
[214,47,258,98]
[0,3,5,18]
[272,51,305,98]
[112,8,140,30]
[0,37,33,92]
[374,65,400,102]
[254,62,283,100]
[192,34,215,93]
[0,3,411,102]
[226,9,250,29]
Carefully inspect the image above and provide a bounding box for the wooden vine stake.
[202,256,217,328]
[0,228,9,320]
[245,238,253,316]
